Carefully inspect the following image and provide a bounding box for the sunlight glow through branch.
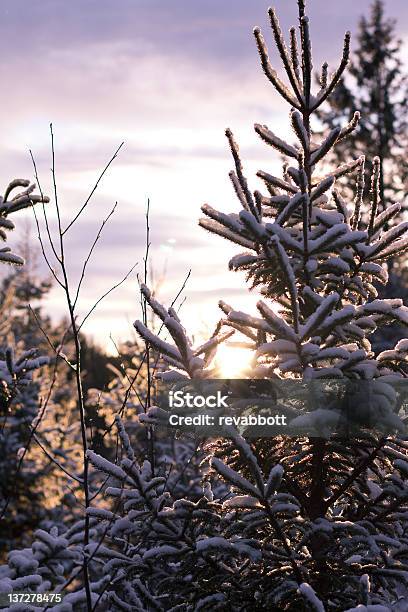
[215,343,253,379]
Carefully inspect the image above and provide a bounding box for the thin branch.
[170,269,192,309]
[29,148,61,264]
[254,27,302,110]
[312,31,351,111]
[73,202,118,308]
[28,305,75,369]
[268,8,303,105]
[62,142,124,235]
[30,202,65,289]
[368,157,381,241]
[33,433,84,484]
[50,124,64,255]
[109,335,144,409]
[140,197,156,472]
[77,262,138,332]
[101,268,192,440]
[47,127,93,612]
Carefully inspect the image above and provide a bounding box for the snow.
[265,464,284,498]
[255,123,298,159]
[276,192,305,225]
[256,301,298,342]
[310,175,335,202]
[199,217,256,249]
[257,340,297,356]
[143,545,186,561]
[222,495,261,509]
[301,293,339,339]
[309,224,347,253]
[87,450,127,481]
[298,583,325,612]
[211,458,260,498]
[291,109,309,148]
[344,607,393,612]
[138,318,181,355]
[239,210,266,240]
[195,537,235,554]
[311,127,341,165]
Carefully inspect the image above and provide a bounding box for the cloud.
[1,0,407,346]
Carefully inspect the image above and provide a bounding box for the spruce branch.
[229,170,250,211]
[352,156,366,230]
[329,157,363,181]
[300,16,313,107]
[62,141,124,235]
[226,128,259,220]
[255,123,299,159]
[313,31,351,111]
[319,62,329,89]
[368,156,381,241]
[291,109,309,151]
[268,236,300,333]
[257,170,298,194]
[253,27,301,109]
[268,7,304,105]
[289,27,301,84]
[310,127,341,165]
[338,111,361,141]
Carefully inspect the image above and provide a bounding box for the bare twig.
[28,305,75,369]
[33,433,84,484]
[73,202,118,308]
[62,142,124,235]
[29,202,65,289]
[77,262,138,332]
[30,148,61,265]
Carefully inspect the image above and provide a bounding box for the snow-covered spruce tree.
[0,243,97,556]
[317,0,408,355]
[318,0,408,209]
[0,179,53,556]
[0,346,50,556]
[129,1,408,608]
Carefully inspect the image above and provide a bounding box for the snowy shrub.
[0,181,53,554]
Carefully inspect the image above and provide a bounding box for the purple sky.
[1,0,407,348]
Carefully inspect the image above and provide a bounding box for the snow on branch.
[0,179,49,266]
[255,124,299,159]
[134,287,231,378]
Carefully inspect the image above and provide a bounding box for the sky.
[1,0,407,350]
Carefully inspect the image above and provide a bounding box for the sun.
[215,343,253,379]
